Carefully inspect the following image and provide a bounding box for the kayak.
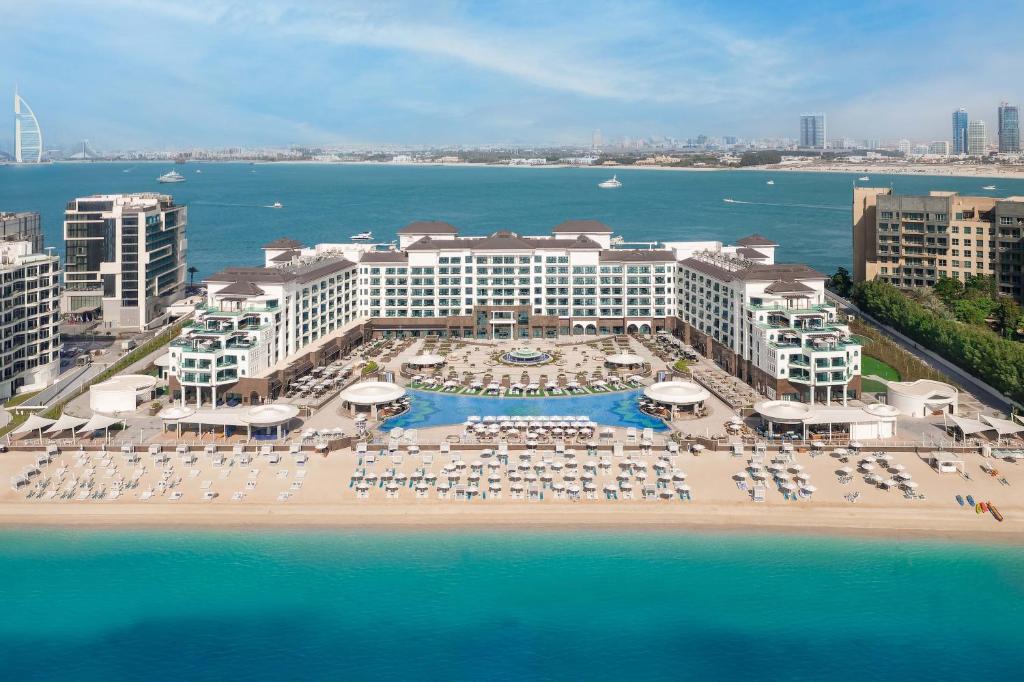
[975,503,984,514]
[980,502,989,513]
[989,503,1004,522]
[956,495,964,507]
[966,495,976,507]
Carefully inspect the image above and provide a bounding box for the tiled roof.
[680,257,824,284]
[262,237,303,250]
[405,232,602,251]
[206,257,354,286]
[269,250,298,263]
[736,247,768,259]
[360,251,409,263]
[764,280,816,294]
[552,219,613,234]
[600,249,675,262]
[217,281,266,296]
[735,233,778,247]
[397,220,459,235]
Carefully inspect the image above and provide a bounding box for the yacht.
[982,184,996,190]
[598,175,622,189]
[270,201,283,209]
[157,170,185,184]
[858,176,870,181]
[351,231,373,241]
[765,180,774,185]
[723,198,737,203]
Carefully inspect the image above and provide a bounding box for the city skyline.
[4,0,1024,150]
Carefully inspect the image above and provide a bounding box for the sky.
[1,0,1021,150]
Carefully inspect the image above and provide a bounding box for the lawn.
[861,355,901,394]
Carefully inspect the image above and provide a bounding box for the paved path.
[826,291,1017,414]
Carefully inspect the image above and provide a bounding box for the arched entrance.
[572,324,585,335]
[585,324,597,335]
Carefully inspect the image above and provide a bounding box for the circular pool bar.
[501,347,552,365]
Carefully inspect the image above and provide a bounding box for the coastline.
[1,502,1020,545]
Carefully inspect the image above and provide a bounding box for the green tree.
[932,276,964,306]
[964,274,996,299]
[829,267,854,297]
[187,266,199,291]
[994,297,1024,339]
[951,297,994,325]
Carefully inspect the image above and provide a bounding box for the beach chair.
[613,442,624,458]
[753,484,766,502]
[626,427,638,444]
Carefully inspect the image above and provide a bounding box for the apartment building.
[853,187,1024,302]
[0,240,62,400]
[0,211,44,253]
[61,193,188,331]
[170,222,854,406]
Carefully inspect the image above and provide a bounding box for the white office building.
[61,193,188,331]
[0,240,61,400]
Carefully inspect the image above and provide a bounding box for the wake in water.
[190,201,281,209]
[723,198,847,211]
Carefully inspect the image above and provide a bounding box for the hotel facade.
[853,188,1024,302]
[169,221,861,406]
[61,193,188,331]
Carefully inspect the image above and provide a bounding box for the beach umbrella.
[861,463,875,471]
[902,480,919,489]
[800,484,817,493]
[733,472,747,480]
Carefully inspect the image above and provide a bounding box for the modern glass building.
[13,90,42,163]
[952,108,969,155]
[998,102,1020,153]
[799,113,826,149]
[967,120,987,156]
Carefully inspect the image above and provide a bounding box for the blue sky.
[1,0,1020,149]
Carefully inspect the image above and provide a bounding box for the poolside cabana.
[605,353,646,369]
[407,353,446,368]
[642,381,710,419]
[339,381,407,419]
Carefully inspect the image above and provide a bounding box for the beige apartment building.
[853,187,1024,302]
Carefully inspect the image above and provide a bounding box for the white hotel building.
[169,221,861,406]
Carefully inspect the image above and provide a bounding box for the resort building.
[853,188,1024,302]
[169,222,857,407]
[13,89,42,164]
[0,211,44,253]
[61,193,188,331]
[0,240,62,400]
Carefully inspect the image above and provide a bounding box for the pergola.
[339,381,407,418]
[642,381,710,419]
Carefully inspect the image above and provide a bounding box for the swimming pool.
[380,389,668,431]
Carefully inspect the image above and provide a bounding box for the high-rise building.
[0,240,61,400]
[998,102,1020,153]
[952,108,969,155]
[852,188,1024,303]
[967,120,987,156]
[897,139,912,155]
[13,89,42,164]
[0,211,43,252]
[591,129,603,150]
[928,141,951,156]
[799,113,826,149]
[61,193,188,331]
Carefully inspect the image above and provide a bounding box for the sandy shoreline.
[1,502,1019,545]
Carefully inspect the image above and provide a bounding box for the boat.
[858,176,870,181]
[196,169,202,174]
[966,494,976,507]
[765,180,774,185]
[271,201,283,209]
[975,503,984,514]
[982,184,996,190]
[956,494,964,507]
[723,198,737,203]
[157,170,185,184]
[989,503,1004,522]
[351,231,373,241]
[598,175,622,189]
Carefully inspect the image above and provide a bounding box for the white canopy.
[605,353,645,366]
[77,414,123,433]
[12,414,55,436]
[948,414,993,436]
[340,381,406,406]
[980,414,1024,436]
[407,353,445,367]
[45,414,89,434]
[643,381,711,406]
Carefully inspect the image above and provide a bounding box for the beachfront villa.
[166,221,861,408]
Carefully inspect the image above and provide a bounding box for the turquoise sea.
[1,530,1022,680]
[4,162,1024,280]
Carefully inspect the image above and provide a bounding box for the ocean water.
[381,388,668,431]
[0,530,1022,681]
[4,162,1024,281]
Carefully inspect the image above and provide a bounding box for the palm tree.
[187,266,198,291]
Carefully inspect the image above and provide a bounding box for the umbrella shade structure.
[46,414,89,434]
[12,414,55,438]
[77,413,123,434]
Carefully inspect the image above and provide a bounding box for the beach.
[3,442,1019,543]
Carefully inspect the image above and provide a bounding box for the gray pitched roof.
[680,257,824,284]
[360,251,409,263]
[404,232,602,251]
[552,219,613,234]
[600,249,675,262]
[217,281,266,296]
[736,247,768,259]
[764,280,816,294]
[262,237,303,250]
[206,257,354,286]
[397,220,459,235]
